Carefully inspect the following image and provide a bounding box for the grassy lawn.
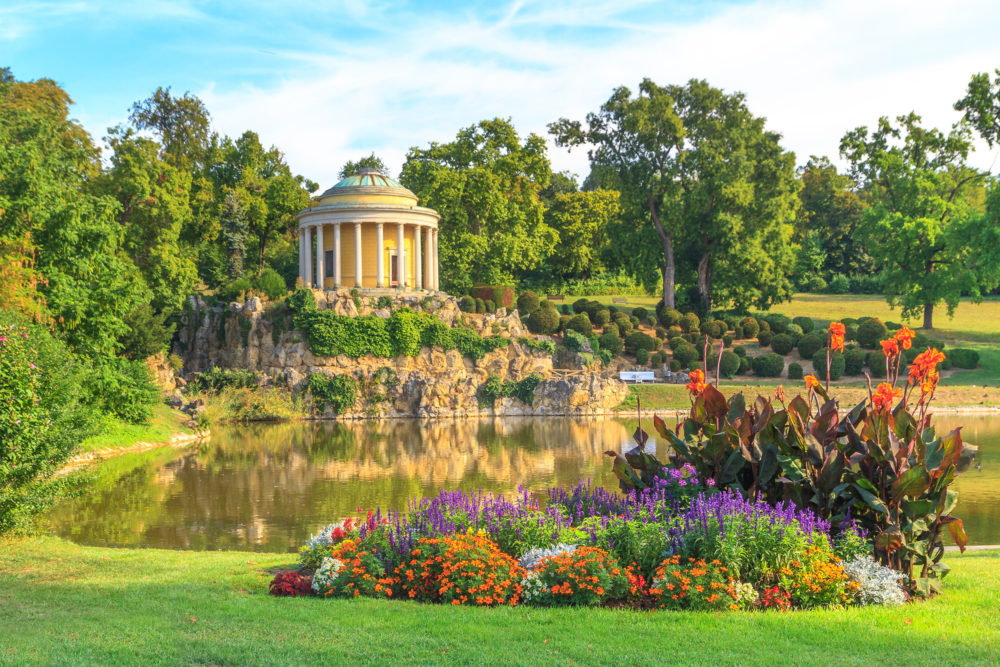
[1,537,997,665]
[77,403,193,454]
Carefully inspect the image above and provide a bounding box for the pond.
[47,415,1000,552]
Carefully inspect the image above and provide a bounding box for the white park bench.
[620,371,656,384]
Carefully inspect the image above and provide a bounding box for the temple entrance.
[390,250,399,287]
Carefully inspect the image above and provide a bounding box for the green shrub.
[770,333,795,355]
[786,323,803,340]
[857,317,888,349]
[558,314,572,332]
[949,348,980,369]
[657,306,682,327]
[787,362,803,380]
[516,290,540,314]
[845,323,859,342]
[733,325,744,339]
[603,322,620,338]
[85,357,160,424]
[739,317,760,339]
[118,303,175,360]
[563,329,588,353]
[572,298,590,314]
[388,310,421,356]
[477,374,541,406]
[679,312,700,333]
[667,326,683,339]
[631,307,649,323]
[474,298,486,314]
[0,312,94,534]
[253,268,288,300]
[667,336,684,350]
[636,348,650,365]
[565,313,593,337]
[699,320,721,339]
[672,343,698,368]
[708,350,740,379]
[217,277,252,303]
[377,295,393,309]
[751,353,784,378]
[866,349,887,378]
[812,348,846,381]
[459,296,475,312]
[843,347,866,376]
[473,285,514,309]
[797,332,824,360]
[592,309,611,328]
[737,356,751,374]
[757,331,773,347]
[527,305,560,334]
[683,333,698,344]
[828,274,850,294]
[764,313,791,334]
[598,332,624,355]
[722,334,734,348]
[733,345,747,357]
[191,367,258,392]
[517,337,556,355]
[288,287,316,314]
[484,300,496,313]
[669,359,682,372]
[654,325,667,339]
[307,373,358,413]
[624,332,657,354]
[613,314,633,335]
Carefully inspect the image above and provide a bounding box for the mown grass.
[77,403,193,454]
[0,537,997,665]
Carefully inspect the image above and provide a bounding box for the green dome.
[330,168,402,190]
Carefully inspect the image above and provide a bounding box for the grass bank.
[77,403,195,454]
[1,537,997,665]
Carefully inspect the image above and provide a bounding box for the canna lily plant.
[608,324,977,595]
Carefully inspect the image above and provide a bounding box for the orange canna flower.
[872,382,901,411]
[804,374,820,390]
[827,322,845,352]
[880,338,900,357]
[894,326,915,350]
[686,368,706,394]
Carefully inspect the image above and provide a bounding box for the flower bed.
[270,331,976,610]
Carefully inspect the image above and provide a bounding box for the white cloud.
[112,0,1000,185]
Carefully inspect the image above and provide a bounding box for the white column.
[376,223,384,288]
[398,222,406,288]
[414,225,423,290]
[432,229,439,290]
[315,224,325,291]
[353,222,362,287]
[298,228,306,285]
[424,227,433,292]
[304,227,313,288]
[333,223,341,288]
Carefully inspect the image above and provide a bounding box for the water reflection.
[47,415,1000,553]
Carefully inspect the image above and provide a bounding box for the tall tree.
[543,189,621,280]
[339,153,389,178]
[219,189,248,279]
[550,80,684,307]
[667,80,799,313]
[955,67,1000,148]
[400,118,557,289]
[796,156,870,276]
[840,113,997,328]
[129,87,211,171]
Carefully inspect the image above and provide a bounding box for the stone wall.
[172,291,627,420]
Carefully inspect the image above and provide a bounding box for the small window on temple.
[325,250,334,277]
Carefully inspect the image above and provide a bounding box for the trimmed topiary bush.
[786,323,803,341]
[474,298,486,314]
[516,290,540,314]
[636,348,650,365]
[679,312,700,333]
[845,323,859,342]
[949,348,980,369]
[657,306,682,327]
[770,333,795,355]
[812,348,846,381]
[604,322,620,338]
[654,325,668,339]
[669,359,682,372]
[739,317,760,339]
[572,298,590,314]
[625,332,658,354]
[857,318,888,349]
[722,334,733,348]
[484,300,496,313]
[565,313,593,337]
[631,307,649,322]
[844,347,866,376]
[757,331,773,347]
[751,353,784,378]
[733,325,744,339]
[253,267,288,299]
[737,356,751,374]
[598,332,623,355]
[793,316,815,334]
[699,320,721,339]
[526,305,560,334]
[672,343,698,368]
[459,296,475,312]
[592,309,611,328]
[733,345,747,357]
[787,361,804,380]
[708,350,740,379]
[764,313,791,334]
[797,332,825,360]
[866,349,887,378]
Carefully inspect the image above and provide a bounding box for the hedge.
[949,348,980,369]
[844,347,866,376]
[473,285,514,309]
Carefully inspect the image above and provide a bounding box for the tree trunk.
[697,253,712,316]
[649,196,675,308]
[923,303,933,330]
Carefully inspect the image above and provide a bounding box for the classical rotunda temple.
[296,168,440,292]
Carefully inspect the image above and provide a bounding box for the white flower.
[843,556,907,606]
[519,543,578,571]
[312,557,345,596]
[519,572,549,604]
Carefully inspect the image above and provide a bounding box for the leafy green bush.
[708,350,740,379]
[377,295,393,310]
[672,343,698,368]
[526,304,560,334]
[797,332,825,360]
[191,367,258,392]
[288,287,316,314]
[787,361,803,380]
[949,348,980,369]
[667,336,684,350]
[812,348,846,381]
[669,359,682,372]
[631,307,649,323]
[737,356,751,374]
[592,309,611,327]
[845,323,859,342]
[657,305,682,327]
[459,296,475,312]
[739,317,760,339]
[253,268,288,300]
[474,298,486,314]
[857,318,888,349]
[679,312,700,333]
[699,320,721,339]
[85,357,160,424]
[0,313,94,534]
[764,313,791,334]
[603,322,620,338]
[786,323,803,340]
[866,349,887,378]
[472,285,514,309]
[757,331,773,347]
[770,333,795,355]
[572,298,589,314]
[733,345,747,357]
[484,300,496,313]
[307,373,358,413]
[722,334,733,348]
[517,337,555,355]
[477,374,542,406]
[565,313,593,337]
[844,347,866,376]
[217,277,252,303]
[613,314,633,335]
[751,352,784,377]
[828,274,850,294]
[625,332,657,354]
[516,290,540,314]
[598,332,624,355]
[562,329,588,353]
[636,348,650,365]
[118,303,174,360]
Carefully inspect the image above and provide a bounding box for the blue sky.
[4,0,1000,186]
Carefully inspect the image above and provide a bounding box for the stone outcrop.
[173,291,626,420]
